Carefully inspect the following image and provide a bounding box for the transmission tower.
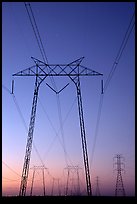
[95,176,101,196]
[50,178,61,196]
[30,165,47,196]
[113,154,126,196]
[13,57,103,196]
[64,165,82,195]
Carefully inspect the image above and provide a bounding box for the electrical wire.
[2,161,21,177]
[38,96,77,166]
[2,84,66,193]
[90,94,104,166]
[2,84,11,94]
[12,94,46,167]
[24,2,70,167]
[24,2,48,63]
[24,1,56,93]
[90,11,135,167]
[104,11,135,93]
[24,3,72,193]
[12,94,28,131]
[28,3,49,64]
[56,94,68,165]
[2,84,46,168]
[48,78,70,168]
[2,177,20,182]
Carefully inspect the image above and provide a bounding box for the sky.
[2,2,135,196]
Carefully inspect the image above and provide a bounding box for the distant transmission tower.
[113,154,126,196]
[51,177,55,196]
[95,176,101,196]
[64,165,82,196]
[30,165,47,196]
[51,178,61,196]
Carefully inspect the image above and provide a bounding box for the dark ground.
[1,196,136,204]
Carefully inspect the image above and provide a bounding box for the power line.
[56,94,68,166]
[2,177,20,182]
[22,4,64,195]
[12,93,73,187]
[12,94,28,131]
[2,85,46,167]
[55,94,78,167]
[12,94,46,167]
[3,84,47,177]
[2,161,21,177]
[3,90,47,179]
[24,2,71,169]
[28,3,48,64]
[24,2,56,91]
[24,2,69,165]
[90,94,104,166]
[2,83,69,191]
[24,2,48,63]
[24,2,69,160]
[38,96,77,166]
[2,84,11,94]
[90,11,135,166]
[104,11,135,93]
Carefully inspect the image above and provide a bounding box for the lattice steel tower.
[30,165,47,196]
[113,154,126,196]
[13,57,103,196]
[64,165,82,196]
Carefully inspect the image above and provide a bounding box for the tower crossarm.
[12,57,103,77]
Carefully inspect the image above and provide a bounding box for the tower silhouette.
[64,165,82,195]
[95,176,101,196]
[30,165,47,196]
[113,154,126,196]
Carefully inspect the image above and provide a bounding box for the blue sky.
[2,2,135,196]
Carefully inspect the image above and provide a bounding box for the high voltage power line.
[24,2,70,169]
[2,81,76,167]
[38,96,77,167]
[2,84,11,94]
[2,82,78,194]
[2,82,77,180]
[103,11,135,93]
[4,0,76,182]
[24,2,48,64]
[90,11,135,166]
[2,85,46,169]
[2,177,20,182]
[2,161,21,177]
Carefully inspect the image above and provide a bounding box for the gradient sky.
[2,2,135,196]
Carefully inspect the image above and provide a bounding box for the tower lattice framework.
[114,154,126,196]
[13,57,103,196]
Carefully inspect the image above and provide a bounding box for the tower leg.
[19,76,39,196]
[30,168,35,196]
[42,168,46,196]
[76,76,92,196]
[115,155,126,196]
[65,169,70,196]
